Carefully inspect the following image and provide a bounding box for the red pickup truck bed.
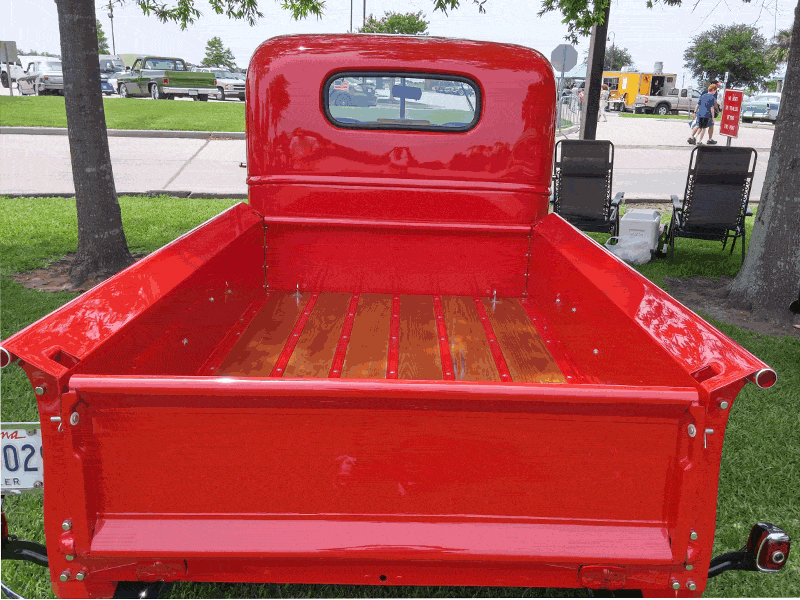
[0,35,784,598]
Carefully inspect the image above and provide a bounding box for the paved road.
[564,112,774,201]
[0,91,776,200]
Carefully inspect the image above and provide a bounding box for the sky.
[5,0,795,86]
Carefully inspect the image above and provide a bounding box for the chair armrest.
[671,195,682,211]
[611,191,624,207]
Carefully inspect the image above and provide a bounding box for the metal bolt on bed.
[685,564,694,570]
[70,412,80,426]
[35,385,46,395]
[687,581,697,590]
[62,520,72,531]
[76,571,86,581]
[50,416,62,422]
[690,531,698,540]
[719,400,730,409]
[65,554,74,561]
[671,581,681,590]
[688,424,697,437]
[59,571,71,582]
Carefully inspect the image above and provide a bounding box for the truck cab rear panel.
[0,35,778,598]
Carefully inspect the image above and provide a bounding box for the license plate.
[2,423,44,493]
[188,89,198,96]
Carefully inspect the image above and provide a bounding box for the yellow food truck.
[602,68,677,111]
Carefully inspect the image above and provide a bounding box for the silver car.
[18,60,64,96]
[741,93,781,123]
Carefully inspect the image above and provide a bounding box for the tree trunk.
[727,1,800,316]
[579,2,609,140]
[56,0,134,286]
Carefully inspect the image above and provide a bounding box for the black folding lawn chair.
[552,140,623,236]
[666,146,756,262]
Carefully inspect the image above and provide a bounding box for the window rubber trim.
[322,71,481,133]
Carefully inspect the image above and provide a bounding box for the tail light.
[43,76,49,82]
[163,77,169,84]
[747,522,790,572]
[643,98,648,104]
[214,79,218,86]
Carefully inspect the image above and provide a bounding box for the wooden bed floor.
[216,291,565,383]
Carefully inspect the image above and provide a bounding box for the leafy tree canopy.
[96,19,110,54]
[202,36,236,69]
[583,45,635,70]
[358,11,429,35]
[683,23,777,88]
[768,27,793,64]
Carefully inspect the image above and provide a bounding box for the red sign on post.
[720,89,744,138]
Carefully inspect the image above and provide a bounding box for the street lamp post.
[606,31,615,70]
[107,2,116,55]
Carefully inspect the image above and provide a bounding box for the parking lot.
[1,83,776,201]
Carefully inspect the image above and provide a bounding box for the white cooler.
[619,209,662,251]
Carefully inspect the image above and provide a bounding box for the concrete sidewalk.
[0,112,774,200]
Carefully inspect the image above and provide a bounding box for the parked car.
[17,59,63,95]
[329,77,377,107]
[102,66,126,93]
[100,73,114,95]
[741,93,781,123]
[634,87,700,115]
[116,56,216,100]
[99,54,126,72]
[192,67,245,101]
[0,57,25,89]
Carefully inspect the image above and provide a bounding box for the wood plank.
[283,293,351,378]
[216,291,309,377]
[441,296,500,382]
[398,295,442,381]
[480,298,566,383]
[341,294,392,378]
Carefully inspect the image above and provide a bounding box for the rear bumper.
[163,86,217,95]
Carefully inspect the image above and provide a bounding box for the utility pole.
[107,1,116,55]
[363,0,366,28]
[579,2,610,140]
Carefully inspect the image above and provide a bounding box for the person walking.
[688,83,718,145]
[598,83,609,122]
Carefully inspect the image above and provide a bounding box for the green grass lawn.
[1,198,798,598]
[0,96,245,131]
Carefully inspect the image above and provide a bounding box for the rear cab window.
[324,73,480,132]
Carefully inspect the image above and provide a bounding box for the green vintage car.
[116,56,216,101]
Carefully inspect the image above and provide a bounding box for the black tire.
[334,93,351,106]
[239,95,245,101]
[119,84,129,98]
[216,87,226,101]
[167,94,175,100]
[742,118,753,123]
[197,95,208,102]
[655,104,670,116]
[1,72,8,88]
[150,84,162,100]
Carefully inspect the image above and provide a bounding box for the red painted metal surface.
[246,35,556,225]
[0,34,778,599]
